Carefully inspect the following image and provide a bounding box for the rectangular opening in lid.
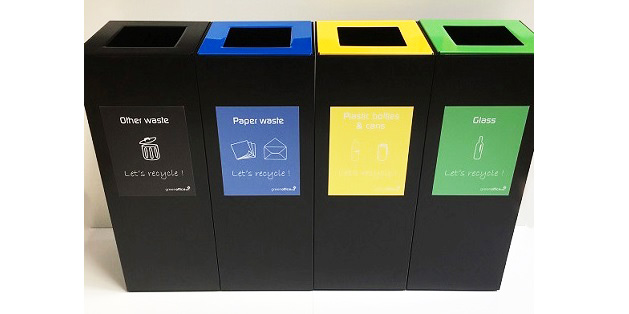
[337,27,407,46]
[223,27,292,47]
[106,26,186,47]
[444,26,523,46]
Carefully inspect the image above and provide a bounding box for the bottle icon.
[473,136,484,160]
[350,140,360,161]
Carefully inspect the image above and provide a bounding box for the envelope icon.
[264,138,287,160]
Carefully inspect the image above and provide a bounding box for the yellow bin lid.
[316,20,433,55]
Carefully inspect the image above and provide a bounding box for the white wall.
[84,0,534,228]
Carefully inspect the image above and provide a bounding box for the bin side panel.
[407,55,534,290]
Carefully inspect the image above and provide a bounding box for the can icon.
[139,137,160,161]
[377,143,388,161]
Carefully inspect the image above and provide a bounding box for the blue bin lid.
[198,21,312,56]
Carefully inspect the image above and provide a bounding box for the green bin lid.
[419,19,533,54]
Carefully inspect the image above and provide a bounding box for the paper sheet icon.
[231,140,256,160]
[264,138,287,160]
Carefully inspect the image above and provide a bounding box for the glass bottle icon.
[473,136,484,160]
[351,140,360,161]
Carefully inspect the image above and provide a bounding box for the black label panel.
[100,106,196,196]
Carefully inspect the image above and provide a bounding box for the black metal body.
[196,53,315,290]
[84,21,220,291]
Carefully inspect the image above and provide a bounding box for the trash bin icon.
[139,137,160,161]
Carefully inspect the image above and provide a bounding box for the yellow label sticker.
[328,106,414,196]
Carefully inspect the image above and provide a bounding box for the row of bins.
[84,20,534,291]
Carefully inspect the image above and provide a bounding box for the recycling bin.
[407,20,534,290]
[314,20,434,289]
[196,21,314,290]
[84,21,220,291]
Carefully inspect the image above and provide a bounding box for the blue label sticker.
[216,106,300,196]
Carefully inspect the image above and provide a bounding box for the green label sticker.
[432,106,529,196]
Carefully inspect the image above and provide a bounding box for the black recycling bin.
[313,20,434,289]
[84,21,220,291]
[196,21,315,290]
[407,19,534,290]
